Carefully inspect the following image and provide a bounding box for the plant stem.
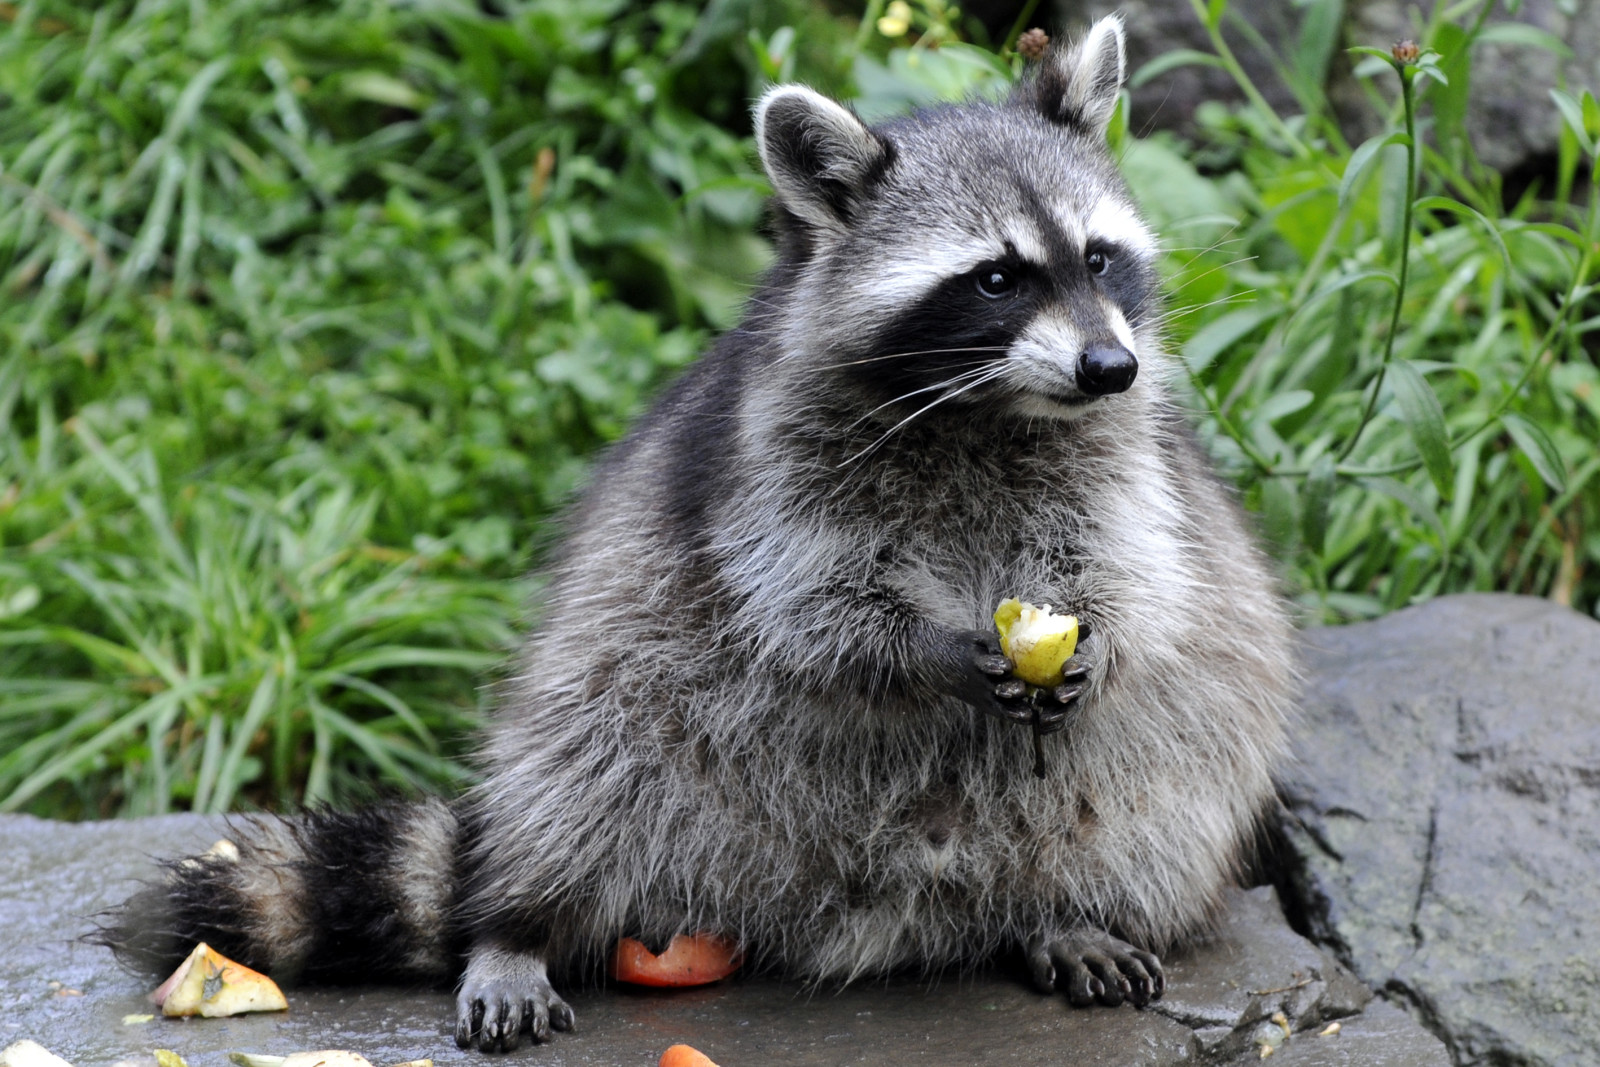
[1183,0,1314,160]
[855,0,888,54]
[1320,167,1600,479]
[1336,63,1418,463]
[1001,0,1043,54]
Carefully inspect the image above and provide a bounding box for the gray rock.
[1281,593,1600,1067]
[0,811,1448,1065]
[1151,886,1374,1061]
[1268,1001,1453,1067]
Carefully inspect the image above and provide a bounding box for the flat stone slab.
[1281,593,1600,1067]
[2,805,1447,1064]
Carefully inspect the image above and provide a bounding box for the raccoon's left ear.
[1027,15,1126,138]
[756,86,893,234]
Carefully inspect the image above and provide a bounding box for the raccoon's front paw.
[956,630,1092,731]
[455,945,575,1053]
[958,630,1033,726]
[1025,928,1164,1008]
[1032,662,1090,736]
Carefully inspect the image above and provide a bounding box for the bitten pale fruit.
[993,598,1079,687]
[153,942,288,1017]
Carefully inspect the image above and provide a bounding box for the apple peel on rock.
[610,933,743,987]
[152,942,287,1017]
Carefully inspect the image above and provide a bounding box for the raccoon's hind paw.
[455,946,575,1053]
[959,631,1034,726]
[1025,929,1164,1008]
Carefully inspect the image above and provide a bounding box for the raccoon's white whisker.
[835,346,1009,368]
[1125,261,1257,327]
[1148,293,1258,325]
[844,361,1003,431]
[840,365,1010,466]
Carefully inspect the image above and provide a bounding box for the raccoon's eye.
[1085,248,1111,276]
[974,266,1017,299]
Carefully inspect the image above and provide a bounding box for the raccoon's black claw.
[955,631,1034,726]
[456,947,573,1053]
[975,652,1013,677]
[1025,929,1164,1009]
[1036,682,1087,735]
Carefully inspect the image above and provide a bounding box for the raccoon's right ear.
[1029,15,1127,138]
[756,86,893,233]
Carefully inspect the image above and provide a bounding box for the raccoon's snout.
[1076,342,1138,396]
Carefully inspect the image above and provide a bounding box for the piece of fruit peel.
[658,1046,720,1067]
[153,942,287,1017]
[993,598,1079,687]
[1,1041,74,1067]
[229,1054,380,1067]
[611,933,743,987]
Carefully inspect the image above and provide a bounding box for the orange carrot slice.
[610,933,743,987]
[658,1045,720,1067]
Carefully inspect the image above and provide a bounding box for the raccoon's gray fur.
[96,17,1295,1054]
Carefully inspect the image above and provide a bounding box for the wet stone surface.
[1280,593,1600,1067]
[0,814,1449,1066]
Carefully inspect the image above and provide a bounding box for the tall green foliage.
[0,0,848,816]
[1133,0,1599,622]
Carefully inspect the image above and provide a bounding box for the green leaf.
[1550,89,1596,155]
[1429,24,1470,163]
[1301,454,1337,557]
[1129,49,1226,89]
[1340,131,1410,207]
[1290,0,1343,103]
[1386,360,1453,498]
[1500,413,1567,491]
[1181,304,1282,375]
[1414,196,1511,275]
[1255,390,1315,425]
[1359,476,1447,545]
[340,71,428,111]
[1260,476,1298,551]
[1413,55,1448,88]
[1477,22,1573,58]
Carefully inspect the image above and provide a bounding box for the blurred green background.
[2,0,1595,818]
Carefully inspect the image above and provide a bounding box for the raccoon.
[97,16,1295,1054]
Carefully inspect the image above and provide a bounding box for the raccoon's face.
[757,16,1159,422]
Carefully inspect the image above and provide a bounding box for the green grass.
[1128,1,1600,621]
[2,0,1594,817]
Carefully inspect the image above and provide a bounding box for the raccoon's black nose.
[1076,342,1138,396]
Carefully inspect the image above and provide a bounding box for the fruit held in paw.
[152,942,288,1017]
[993,599,1079,687]
[610,933,743,987]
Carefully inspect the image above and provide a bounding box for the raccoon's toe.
[957,631,1033,725]
[455,945,574,1053]
[1035,669,1089,736]
[1025,929,1164,1009]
